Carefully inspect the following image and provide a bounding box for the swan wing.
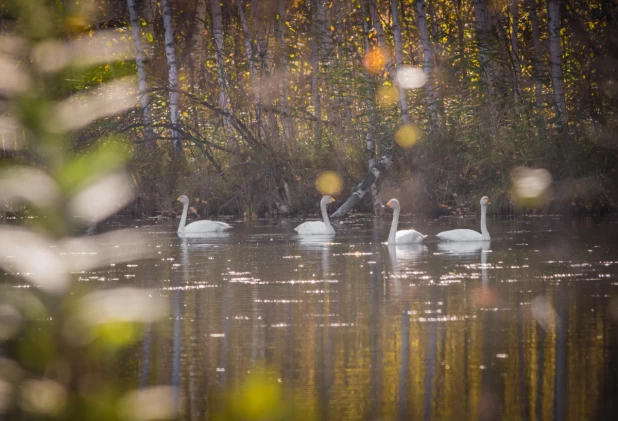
[184,220,232,233]
[294,221,332,235]
[436,229,483,242]
[395,229,426,244]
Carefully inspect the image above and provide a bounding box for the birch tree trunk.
[161,0,182,155]
[127,0,155,151]
[473,0,498,136]
[361,0,382,215]
[310,0,322,151]
[331,0,411,219]
[190,0,207,87]
[275,0,294,152]
[209,0,237,148]
[510,0,522,102]
[529,0,544,109]
[391,0,411,126]
[414,0,439,130]
[369,0,396,80]
[547,0,568,129]
[251,0,280,144]
[237,0,263,130]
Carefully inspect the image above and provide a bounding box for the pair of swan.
[385,196,490,244]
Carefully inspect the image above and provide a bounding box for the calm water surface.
[61,215,618,419]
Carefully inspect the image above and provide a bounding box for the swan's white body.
[295,196,336,235]
[436,196,490,242]
[385,199,427,244]
[177,195,232,235]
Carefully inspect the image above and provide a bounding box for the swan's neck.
[480,206,490,239]
[321,201,333,233]
[388,208,400,243]
[178,202,189,232]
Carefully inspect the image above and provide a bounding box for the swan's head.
[320,195,335,205]
[480,196,490,207]
[385,199,400,210]
[177,195,189,205]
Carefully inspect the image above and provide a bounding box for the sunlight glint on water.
[4,216,618,420]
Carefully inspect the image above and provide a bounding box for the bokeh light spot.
[510,166,552,207]
[363,48,388,74]
[377,85,399,107]
[315,171,343,196]
[396,67,426,89]
[395,125,420,148]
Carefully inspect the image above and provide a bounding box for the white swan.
[385,199,427,244]
[294,195,336,235]
[177,195,232,235]
[436,196,490,242]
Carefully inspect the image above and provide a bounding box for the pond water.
[17,214,618,420]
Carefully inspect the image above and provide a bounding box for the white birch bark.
[369,0,396,80]
[361,0,382,214]
[391,0,411,126]
[209,0,237,147]
[547,0,568,128]
[190,0,207,87]
[275,0,294,151]
[414,0,439,129]
[161,0,182,154]
[528,0,544,109]
[127,0,155,150]
[237,0,264,137]
[251,0,280,143]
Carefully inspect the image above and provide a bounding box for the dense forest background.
[2,0,618,217]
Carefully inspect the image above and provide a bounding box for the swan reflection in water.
[437,240,490,284]
[177,231,231,240]
[297,234,334,277]
[387,244,428,296]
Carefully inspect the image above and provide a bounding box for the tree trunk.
[391,0,411,126]
[190,0,207,87]
[237,0,263,132]
[547,0,568,129]
[369,0,396,80]
[414,0,439,130]
[161,0,182,155]
[209,0,237,147]
[510,0,522,102]
[361,0,382,215]
[473,0,498,136]
[528,0,544,109]
[127,0,155,151]
[275,0,294,152]
[310,0,322,151]
[251,0,280,144]
[315,0,332,63]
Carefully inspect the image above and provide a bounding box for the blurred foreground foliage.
[0,2,292,420]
